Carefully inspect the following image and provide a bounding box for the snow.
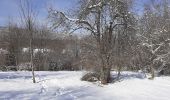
[0,48,8,54]
[22,48,29,52]
[22,48,51,53]
[54,11,79,22]
[0,71,170,100]
[142,43,152,48]
[88,2,102,9]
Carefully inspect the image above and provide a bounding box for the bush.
[81,72,100,82]
[0,66,7,71]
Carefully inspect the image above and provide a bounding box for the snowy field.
[0,71,170,100]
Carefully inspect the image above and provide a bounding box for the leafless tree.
[49,0,136,84]
[19,0,36,83]
[138,0,170,79]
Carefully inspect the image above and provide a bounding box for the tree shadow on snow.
[0,90,40,100]
[0,72,61,80]
[54,86,97,100]
[111,72,146,83]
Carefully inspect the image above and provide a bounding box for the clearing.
[0,71,170,100]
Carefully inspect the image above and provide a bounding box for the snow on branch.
[154,52,170,63]
[88,1,102,9]
[152,43,164,54]
[49,9,94,31]
[142,43,152,48]
[152,39,170,54]
[52,10,79,22]
[141,37,170,54]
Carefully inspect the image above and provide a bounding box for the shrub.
[81,72,100,82]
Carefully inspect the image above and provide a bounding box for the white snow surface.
[0,71,170,100]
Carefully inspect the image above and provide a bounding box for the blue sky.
[0,0,147,26]
[0,0,77,26]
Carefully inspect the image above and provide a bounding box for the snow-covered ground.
[0,71,170,100]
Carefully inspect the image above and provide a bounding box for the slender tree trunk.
[149,64,155,79]
[117,66,121,80]
[148,62,155,80]
[19,0,36,83]
[30,31,36,83]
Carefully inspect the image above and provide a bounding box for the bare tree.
[49,0,135,84]
[138,0,170,79]
[19,0,36,83]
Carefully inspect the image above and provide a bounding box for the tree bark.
[101,67,111,84]
[117,66,121,80]
[149,64,155,79]
[30,32,36,83]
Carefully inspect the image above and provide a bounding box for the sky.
[0,0,77,26]
[0,0,147,27]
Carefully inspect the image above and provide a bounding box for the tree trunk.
[30,32,36,83]
[149,64,155,79]
[101,66,111,84]
[117,66,121,80]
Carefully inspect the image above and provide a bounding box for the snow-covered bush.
[18,63,32,71]
[81,72,100,82]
